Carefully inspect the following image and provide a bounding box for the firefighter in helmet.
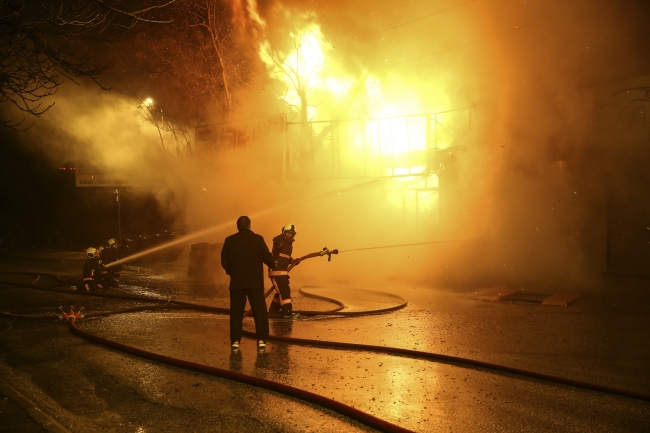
[101,238,122,286]
[268,224,301,318]
[77,247,105,291]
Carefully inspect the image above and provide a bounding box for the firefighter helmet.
[108,238,117,246]
[97,246,104,252]
[85,247,97,258]
[282,224,296,234]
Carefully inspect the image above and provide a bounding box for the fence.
[195,107,472,216]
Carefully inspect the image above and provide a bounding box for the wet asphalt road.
[1,251,650,432]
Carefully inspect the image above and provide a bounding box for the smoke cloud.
[4,0,650,292]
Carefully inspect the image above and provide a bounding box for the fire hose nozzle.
[321,247,339,261]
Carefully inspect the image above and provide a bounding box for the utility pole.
[115,189,122,244]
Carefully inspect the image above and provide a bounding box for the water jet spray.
[104,178,389,268]
[337,238,476,254]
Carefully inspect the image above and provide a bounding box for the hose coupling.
[58,306,84,321]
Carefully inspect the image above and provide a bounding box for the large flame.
[259,20,355,120]
[252,7,457,214]
[257,11,450,123]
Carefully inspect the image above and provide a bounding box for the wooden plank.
[475,288,518,302]
[541,293,583,307]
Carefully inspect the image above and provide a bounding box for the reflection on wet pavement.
[78,279,439,429]
[119,284,168,300]
[2,257,650,432]
[229,350,243,372]
[299,286,407,312]
[71,261,648,430]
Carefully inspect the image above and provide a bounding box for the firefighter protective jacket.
[221,229,275,290]
[272,234,294,272]
[82,257,102,279]
[101,247,117,264]
[101,247,123,272]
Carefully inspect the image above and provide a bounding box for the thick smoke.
[459,0,650,289]
[232,0,650,289]
[5,0,650,291]
[3,84,192,216]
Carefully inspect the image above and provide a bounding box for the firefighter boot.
[281,303,299,319]
[281,302,292,317]
[269,294,282,313]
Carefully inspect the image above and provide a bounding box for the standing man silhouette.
[221,216,276,350]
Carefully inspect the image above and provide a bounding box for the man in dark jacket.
[221,216,275,350]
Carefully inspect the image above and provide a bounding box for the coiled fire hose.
[66,316,412,433]
[2,270,650,433]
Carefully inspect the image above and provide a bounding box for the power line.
[381,4,601,69]
[383,22,534,68]
[372,0,478,36]
[369,1,414,17]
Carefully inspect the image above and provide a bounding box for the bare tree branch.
[138,97,195,157]
[133,0,263,156]
[0,0,174,128]
[260,20,328,176]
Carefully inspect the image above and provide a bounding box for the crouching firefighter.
[269,224,301,318]
[77,247,105,291]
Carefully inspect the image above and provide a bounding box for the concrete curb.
[0,377,72,433]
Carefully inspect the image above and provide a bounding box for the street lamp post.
[115,189,121,244]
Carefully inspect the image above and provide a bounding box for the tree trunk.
[298,87,312,177]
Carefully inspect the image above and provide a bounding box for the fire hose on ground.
[66,316,412,433]
[2,248,650,433]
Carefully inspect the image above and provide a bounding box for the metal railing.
[195,107,471,177]
[195,107,472,217]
